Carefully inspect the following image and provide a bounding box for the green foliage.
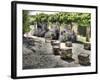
[36,13,48,23]
[23,10,30,34]
[48,14,57,23]
[29,13,48,25]
[23,11,91,33]
[77,13,91,27]
[29,12,91,27]
[59,12,68,24]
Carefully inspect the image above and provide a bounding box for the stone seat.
[45,37,52,43]
[52,46,60,55]
[51,40,60,46]
[60,48,72,59]
[78,53,90,66]
[65,41,72,47]
[84,42,91,50]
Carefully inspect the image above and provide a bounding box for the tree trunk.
[86,27,90,42]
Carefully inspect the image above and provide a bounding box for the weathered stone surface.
[60,48,72,59]
[51,40,60,46]
[59,32,68,42]
[45,38,52,43]
[23,36,91,69]
[45,32,52,43]
[53,46,60,55]
[23,37,35,47]
[84,42,91,50]
[78,53,90,66]
[65,41,72,47]
[70,31,77,42]
[51,40,55,45]
[51,41,60,55]
[23,44,57,69]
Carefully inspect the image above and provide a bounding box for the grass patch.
[77,35,86,43]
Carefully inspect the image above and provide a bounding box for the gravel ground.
[23,36,91,70]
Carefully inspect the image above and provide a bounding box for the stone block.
[78,53,90,66]
[53,46,60,55]
[84,42,91,50]
[65,41,72,47]
[60,48,72,59]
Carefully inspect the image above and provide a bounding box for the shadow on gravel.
[74,41,84,44]
[79,62,91,66]
[61,58,75,63]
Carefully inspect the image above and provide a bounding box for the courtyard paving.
[23,36,90,69]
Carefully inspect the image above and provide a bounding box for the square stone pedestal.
[84,42,91,50]
[78,53,90,66]
[53,46,60,55]
[65,41,72,47]
[60,48,72,59]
